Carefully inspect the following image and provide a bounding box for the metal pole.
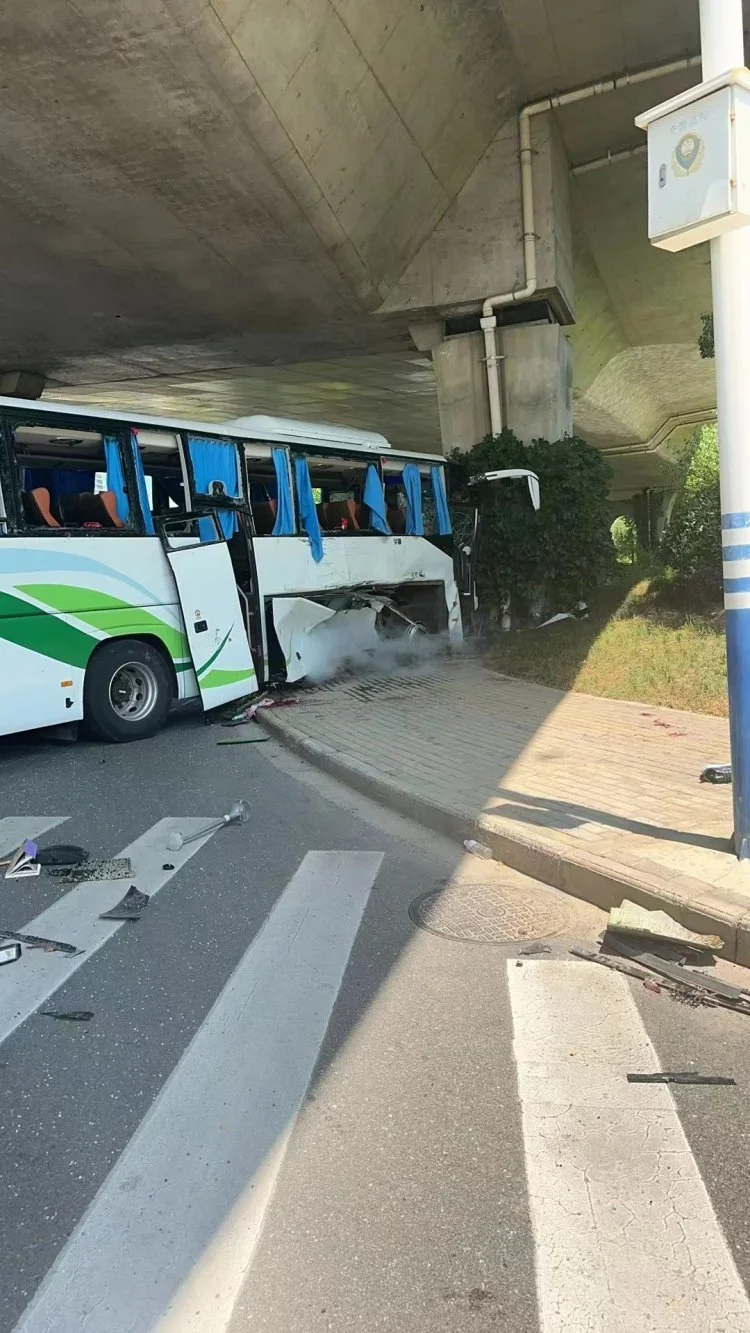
[699,0,750,856]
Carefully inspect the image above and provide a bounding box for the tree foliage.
[449,431,615,621]
[660,425,721,585]
[698,313,714,359]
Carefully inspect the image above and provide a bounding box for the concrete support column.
[431,323,573,453]
[432,332,491,453]
[502,324,573,442]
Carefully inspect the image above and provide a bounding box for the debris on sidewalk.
[35,844,89,867]
[5,840,40,879]
[607,899,723,953]
[222,695,300,727]
[167,799,250,851]
[49,857,132,884]
[0,941,21,966]
[40,1010,93,1022]
[700,763,732,785]
[217,735,270,746]
[0,928,80,956]
[100,886,149,921]
[463,839,493,860]
[627,1072,735,1086]
[519,942,551,956]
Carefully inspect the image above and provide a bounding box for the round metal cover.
[409,880,568,944]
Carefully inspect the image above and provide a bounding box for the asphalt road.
[1,709,750,1332]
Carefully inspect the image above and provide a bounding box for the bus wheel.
[84,639,173,742]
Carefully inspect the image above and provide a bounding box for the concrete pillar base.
[432,332,491,454]
[502,323,573,442]
[431,323,573,454]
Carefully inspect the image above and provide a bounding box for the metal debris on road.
[5,840,40,879]
[49,857,132,884]
[217,735,271,746]
[100,886,149,921]
[0,928,80,956]
[35,845,89,868]
[605,934,749,1006]
[607,899,723,953]
[40,1010,94,1022]
[627,1072,736,1086]
[0,941,21,966]
[167,799,250,851]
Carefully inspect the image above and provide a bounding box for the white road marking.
[508,960,750,1332]
[14,849,382,1333]
[0,818,221,1045]
[0,817,68,859]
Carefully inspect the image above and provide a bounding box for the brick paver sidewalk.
[262,655,750,961]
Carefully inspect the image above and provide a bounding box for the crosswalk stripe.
[14,850,382,1333]
[508,960,750,1332]
[0,817,225,1045]
[0,817,68,859]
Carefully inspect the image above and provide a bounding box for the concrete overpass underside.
[0,0,733,496]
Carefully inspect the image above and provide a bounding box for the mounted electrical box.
[635,69,750,252]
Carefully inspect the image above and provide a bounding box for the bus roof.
[0,396,444,463]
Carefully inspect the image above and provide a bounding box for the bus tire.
[84,638,173,743]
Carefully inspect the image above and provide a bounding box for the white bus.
[0,398,461,741]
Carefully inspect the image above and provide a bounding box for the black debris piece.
[627,1072,736,1086]
[606,933,749,1004]
[49,857,132,884]
[700,764,732,785]
[0,941,21,966]
[0,929,80,956]
[519,942,552,956]
[40,1010,94,1023]
[100,886,150,921]
[35,844,89,868]
[162,863,175,871]
[217,736,271,746]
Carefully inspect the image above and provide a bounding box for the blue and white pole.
[700,0,750,857]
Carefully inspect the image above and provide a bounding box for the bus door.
[158,512,257,709]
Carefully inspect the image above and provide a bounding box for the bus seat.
[23,488,61,528]
[252,501,276,535]
[98,490,124,528]
[63,492,122,529]
[387,507,406,535]
[325,499,360,531]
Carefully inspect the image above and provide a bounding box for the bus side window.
[10,424,131,533]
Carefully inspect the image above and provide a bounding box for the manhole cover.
[409,880,568,944]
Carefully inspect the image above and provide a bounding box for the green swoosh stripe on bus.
[0,590,97,669]
[196,625,234,679]
[16,584,190,662]
[200,668,254,690]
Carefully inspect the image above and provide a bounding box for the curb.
[262,712,750,966]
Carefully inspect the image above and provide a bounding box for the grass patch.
[485,573,727,716]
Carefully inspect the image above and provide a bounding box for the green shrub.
[611,515,639,564]
[660,425,721,587]
[449,431,615,621]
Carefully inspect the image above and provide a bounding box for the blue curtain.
[402,463,424,537]
[430,465,452,536]
[271,448,295,536]
[24,467,95,501]
[104,438,129,524]
[129,433,155,535]
[363,464,389,535]
[187,436,240,540]
[294,457,324,563]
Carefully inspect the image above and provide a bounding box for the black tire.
[84,638,173,743]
